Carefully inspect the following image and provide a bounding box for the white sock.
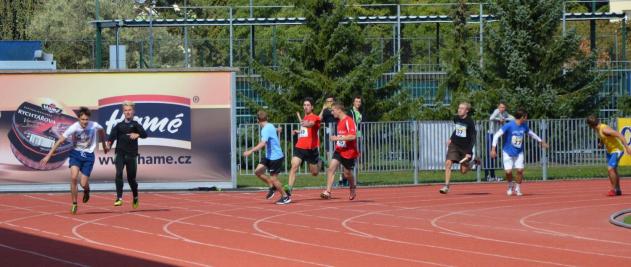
[514,183,521,192]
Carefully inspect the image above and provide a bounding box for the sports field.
[1,179,630,266]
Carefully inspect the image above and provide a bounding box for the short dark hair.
[78,107,91,117]
[586,115,599,127]
[257,110,268,122]
[514,109,527,119]
[354,95,362,101]
[303,97,314,106]
[332,101,345,111]
[325,96,335,101]
[498,101,507,106]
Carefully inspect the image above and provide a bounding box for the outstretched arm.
[40,136,67,165]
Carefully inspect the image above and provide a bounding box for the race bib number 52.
[511,135,523,148]
[455,124,467,138]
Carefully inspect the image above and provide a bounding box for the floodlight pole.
[249,0,255,74]
[397,4,401,72]
[479,3,484,68]
[229,6,234,67]
[149,0,156,68]
[184,0,190,68]
[95,0,102,69]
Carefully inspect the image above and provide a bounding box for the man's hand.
[540,141,550,149]
[330,135,340,142]
[128,133,140,140]
[490,148,497,159]
[40,154,51,165]
[243,150,252,157]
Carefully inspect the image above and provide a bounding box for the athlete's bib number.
[299,127,308,138]
[511,135,523,148]
[455,124,467,138]
[336,140,346,148]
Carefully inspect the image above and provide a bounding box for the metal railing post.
[413,121,419,184]
[541,119,548,181]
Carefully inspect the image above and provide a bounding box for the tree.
[245,0,415,123]
[478,0,604,119]
[27,0,182,69]
[0,0,41,40]
[429,0,474,120]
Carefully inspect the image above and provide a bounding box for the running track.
[1,179,630,266]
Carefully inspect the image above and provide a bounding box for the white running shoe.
[515,189,523,196]
[439,185,450,194]
[514,184,522,196]
[506,182,514,196]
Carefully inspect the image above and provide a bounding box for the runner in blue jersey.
[243,110,291,205]
[491,109,549,196]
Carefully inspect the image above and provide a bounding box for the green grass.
[625,215,631,225]
[237,165,631,188]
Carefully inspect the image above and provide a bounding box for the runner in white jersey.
[41,107,109,214]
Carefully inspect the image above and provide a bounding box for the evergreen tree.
[479,0,603,118]
[246,0,414,123]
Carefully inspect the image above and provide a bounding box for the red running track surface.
[0,179,630,266]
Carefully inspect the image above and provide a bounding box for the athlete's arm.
[40,135,67,165]
[243,141,266,157]
[332,134,356,142]
[98,128,109,154]
[107,123,118,147]
[301,119,315,128]
[602,127,631,154]
[528,131,549,148]
[136,121,148,139]
[490,129,504,159]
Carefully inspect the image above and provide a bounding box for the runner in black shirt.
[107,101,147,208]
[440,102,477,194]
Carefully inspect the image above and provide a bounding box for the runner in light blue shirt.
[243,110,290,205]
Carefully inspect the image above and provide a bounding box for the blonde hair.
[459,102,471,111]
[122,101,135,109]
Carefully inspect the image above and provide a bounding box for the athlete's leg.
[325,159,341,193]
[444,160,453,185]
[254,164,272,186]
[114,154,125,199]
[125,155,139,198]
[287,156,302,190]
[269,173,287,197]
[70,166,80,204]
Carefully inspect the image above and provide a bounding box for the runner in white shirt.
[41,107,109,214]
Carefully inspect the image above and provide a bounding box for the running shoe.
[439,185,449,194]
[507,182,514,196]
[82,189,90,203]
[283,184,292,197]
[349,186,357,200]
[514,188,523,196]
[616,189,622,196]
[320,191,331,199]
[275,196,292,205]
[607,189,617,197]
[132,197,139,209]
[114,198,123,206]
[71,203,77,214]
[265,187,276,199]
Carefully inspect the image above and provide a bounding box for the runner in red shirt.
[321,102,358,200]
[285,97,322,199]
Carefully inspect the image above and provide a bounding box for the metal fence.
[237,118,621,182]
